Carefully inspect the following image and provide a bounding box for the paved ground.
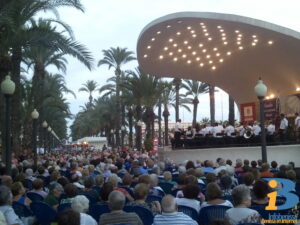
[158,144,300,166]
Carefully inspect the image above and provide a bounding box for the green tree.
[79,80,98,104]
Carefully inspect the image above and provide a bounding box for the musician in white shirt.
[224,123,235,136]
[279,113,288,142]
[267,121,276,135]
[252,121,261,136]
[212,123,224,137]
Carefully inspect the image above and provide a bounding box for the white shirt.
[224,125,235,136]
[205,126,213,135]
[280,118,288,130]
[176,198,201,213]
[200,200,233,209]
[267,124,275,135]
[236,125,245,136]
[252,124,261,136]
[80,213,97,225]
[225,207,261,225]
[295,116,300,128]
[175,122,181,132]
[212,125,224,137]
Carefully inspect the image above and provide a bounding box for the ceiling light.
[203,29,207,32]
[202,49,207,53]
[199,43,203,47]
[252,35,257,38]
[173,57,178,61]
[201,25,206,29]
[235,30,239,33]
[209,60,213,64]
[268,40,273,45]
[187,46,192,49]
[144,54,147,58]
[219,59,224,62]
[200,22,204,25]
[205,33,209,36]
[217,26,222,29]
[220,29,224,32]
[191,30,195,33]
[223,42,228,45]
[151,38,155,41]
[227,51,231,55]
[157,31,161,34]
[173,43,177,47]
[270,94,275,98]
[296,87,300,91]
[222,37,226,40]
[166,25,171,28]
[212,66,216,70]
[208,37,212,41]
[187,26,191,30]
[266,96,270,100]
[178,49,182,52]
[184,41,188,45]
[159,55,164,59]
[238,34,242,37]
[182,54,187,58]
[252,43,256,46]
[192,34,197,38]
[237,37,241,41]
[213,48,218,51]
[147,45,151,49]
[216,53,220,56]
[206,55,211,58]
[169,52,173,56]
[169,38,173,42]
[192,51,196,55]
[237,41,241,45]
[187,60,191,64]
[196,57,200,61]
[164,47,168,51]
[221,33,226,36]
[254,39,258,42]
[176,32,181,35]
[200,63,204,67]
[239,46,244,50]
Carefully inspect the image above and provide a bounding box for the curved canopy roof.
[137,12,300,104]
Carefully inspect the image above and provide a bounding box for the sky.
[46,0,300,129]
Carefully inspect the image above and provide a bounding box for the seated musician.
[185,126,195,139]
[212,122,224,138]
[204,123,213,137]
[224,123,235,137]
[252,121,261,136]
[266,120,275,142]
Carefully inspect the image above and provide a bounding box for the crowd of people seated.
[0,148,299,225]
[171,113,300,149]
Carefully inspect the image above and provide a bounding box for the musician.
[174,119,183,148]
[279,113,288,142]
[295,113,300,141]
[212,122,224,137]
[252,121,261,136]
[267,120,275,143]
[224,123,235,137]
[185,126,195,139]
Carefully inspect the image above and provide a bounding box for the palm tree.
[79,80,98,104]
[182,80,209,127]
[0,0,93,153]
[98,47,135,146]
[173,78,182,122]
[228,95,235,125]
[161,82,173,146]
[209,85,216,125]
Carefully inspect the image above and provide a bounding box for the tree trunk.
[135,104,142,150]
[158,102,162,146]
[115,72,121,147]
[163,107,170,146]
[145,107,152,139]
[192,97,199,127]
[11,47,22,155]
[128,108,133,147]
[209,85,215,125]
[173,78,181,122]
[228,95,235,126]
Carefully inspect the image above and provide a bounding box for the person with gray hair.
[71,195,97,225]
[0,185,23,225]
[99,190,143,225]
[153,195,198,225]
[225,185,261,225]
[44,183,64,210]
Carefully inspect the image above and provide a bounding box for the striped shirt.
[153,212,198,225]
[99,210,143,225]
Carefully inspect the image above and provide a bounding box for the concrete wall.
[161,145,300,166]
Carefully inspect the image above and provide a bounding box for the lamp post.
[121,125,126,149]
[254,78,268,162]
[19,134,23,153]
[47,126,51,152]
[136,120,143,151]
[42,121,48,154]
[1,75,15,175]
[31,109,39,167]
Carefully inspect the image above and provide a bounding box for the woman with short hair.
[200,183,233,209]
[225,185,261,225]
[11,182,31,207]
[71,195,97,225]
[176,184,201,212]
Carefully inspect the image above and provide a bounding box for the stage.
[158,144,300,167]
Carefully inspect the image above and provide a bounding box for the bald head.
[161,195,177,213]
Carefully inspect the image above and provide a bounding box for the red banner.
[240,102,256,123]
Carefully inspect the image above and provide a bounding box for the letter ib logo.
[264,178,299,210]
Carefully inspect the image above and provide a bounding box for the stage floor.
[158,144,300,167]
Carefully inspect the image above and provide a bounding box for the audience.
[71,195,97,225]
[58,209,80,225]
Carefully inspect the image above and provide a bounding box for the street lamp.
[47,126,52,152]
[19,134,23,152]
[121,125,126,149]
[254,78,268,162]
[1,75,15,175]
[31,109,39,167]
[42,121,48,154]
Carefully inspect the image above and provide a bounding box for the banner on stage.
[240,102,256,123]
[263,98,279,120]
[279,94,300,116]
